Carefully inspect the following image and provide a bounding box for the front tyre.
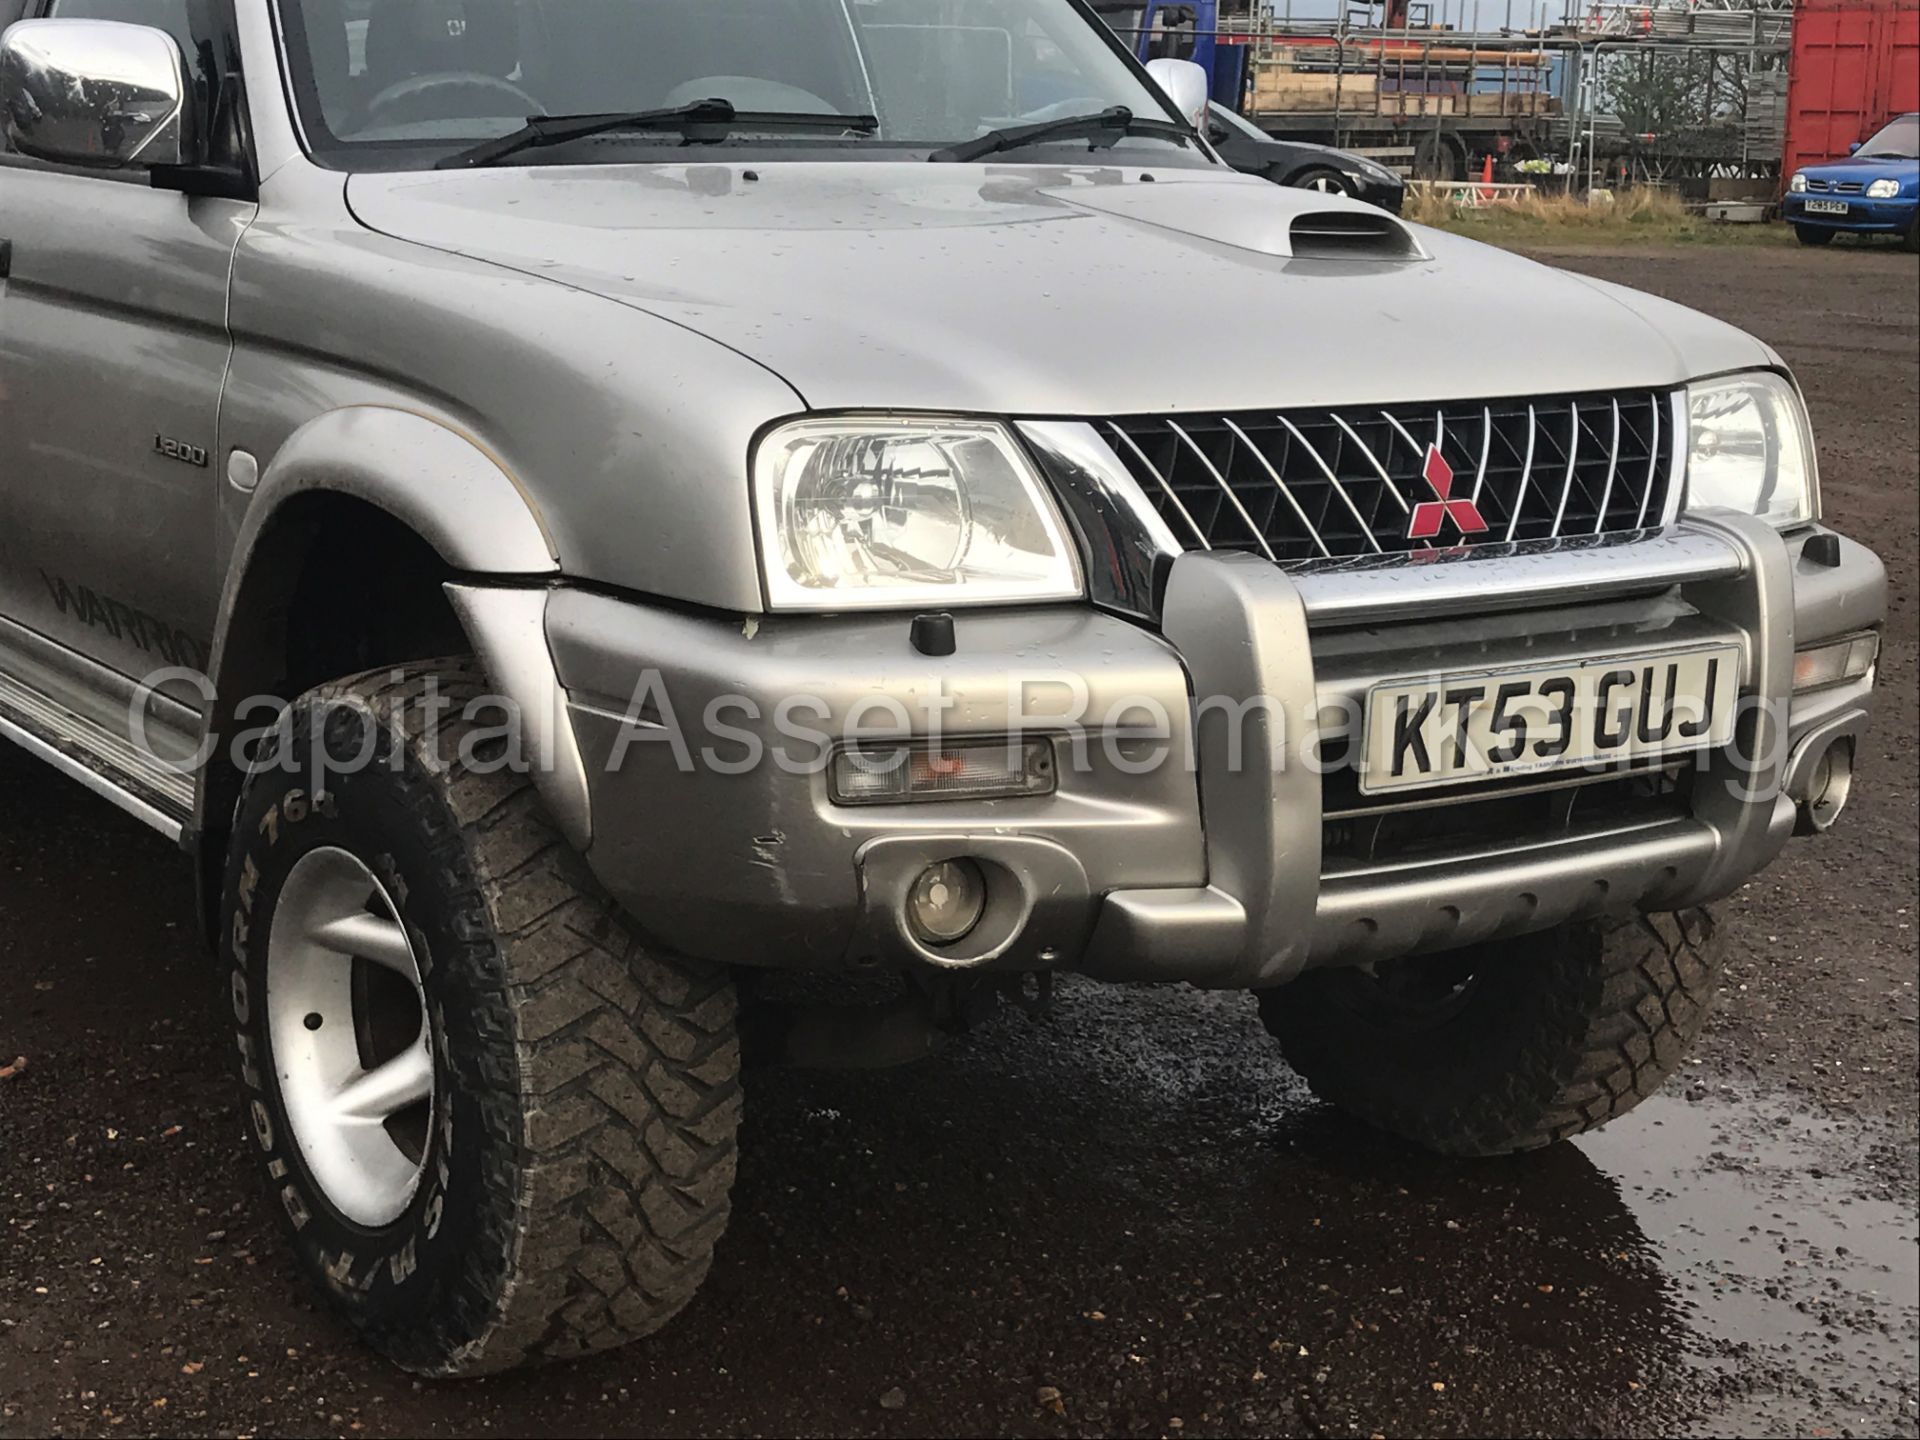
[1291,165,1356,197]
[220,661,741,1375]
[1258,909,1720,1157]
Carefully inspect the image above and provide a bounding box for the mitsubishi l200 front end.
[0,0,1884,1377]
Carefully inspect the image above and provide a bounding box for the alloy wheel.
[265,846,435,1227]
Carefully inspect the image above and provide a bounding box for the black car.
[1204,102,1407,214]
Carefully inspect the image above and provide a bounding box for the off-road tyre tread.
[245,659,740,1375]
[1258,909,1720,1157]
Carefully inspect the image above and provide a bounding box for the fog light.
[832,739,1055,805]
[1792,632,1878,693]
[906,859,987,946]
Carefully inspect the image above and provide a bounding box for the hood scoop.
[1044,178,1423,261]
[1288,209,1423,260]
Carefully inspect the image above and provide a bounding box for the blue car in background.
[1784,113,1920,251]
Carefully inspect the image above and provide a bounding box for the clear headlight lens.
[1788,171,1808,192]
[1685,371,1818,528]
[753,416,1082,611]
[1867,177,1901,198]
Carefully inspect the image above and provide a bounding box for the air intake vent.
[1288,210,1420,260]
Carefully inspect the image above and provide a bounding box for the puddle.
[1577,1090,1919,1435]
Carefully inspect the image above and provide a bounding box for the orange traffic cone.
[1479,153,1496,202]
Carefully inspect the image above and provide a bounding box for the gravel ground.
[2,241,1916,1439]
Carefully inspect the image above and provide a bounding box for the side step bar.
[0,670,193,842]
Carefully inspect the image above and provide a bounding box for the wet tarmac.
[3,243,1917,1438]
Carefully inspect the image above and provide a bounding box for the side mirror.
[1,18,199,170]
[1144,57,1210,131]
[1847,141,1862,154]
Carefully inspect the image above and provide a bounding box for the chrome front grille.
[1806,178,1864,194]
[1103,390,1674,563]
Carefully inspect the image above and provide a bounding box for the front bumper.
[1357,177,1406,215]
[1782,194,1919,234]
[494,513,1883,990]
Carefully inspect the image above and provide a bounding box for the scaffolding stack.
[1208,0,1797,187]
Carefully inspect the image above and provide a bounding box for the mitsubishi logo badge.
[1408,445,1489,541]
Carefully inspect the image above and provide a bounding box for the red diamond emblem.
[1408,445,1489,542]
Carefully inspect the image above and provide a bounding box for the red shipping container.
[1782,0,1920,179]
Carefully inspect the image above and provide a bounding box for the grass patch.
[1405,185,1791,249]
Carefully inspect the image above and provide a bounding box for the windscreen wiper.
[437,98,880,170]
[928,105,1193,164]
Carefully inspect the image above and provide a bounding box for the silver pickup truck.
[0,0,1885,1379]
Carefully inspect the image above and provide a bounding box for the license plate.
[1360,646,1741,794]
[1805,198,1850,215]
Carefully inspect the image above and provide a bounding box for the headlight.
[752,416,1082,610]
[1685,371,1817,528]
[1788,172,1808,192]
[1867,177,1901,198]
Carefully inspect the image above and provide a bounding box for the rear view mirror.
[1144,57,1210,130]
[0,18,199,170]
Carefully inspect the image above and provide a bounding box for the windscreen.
[1856,114,1918,159]
[277,0,1179,167]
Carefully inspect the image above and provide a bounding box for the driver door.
[0,0,253,710]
